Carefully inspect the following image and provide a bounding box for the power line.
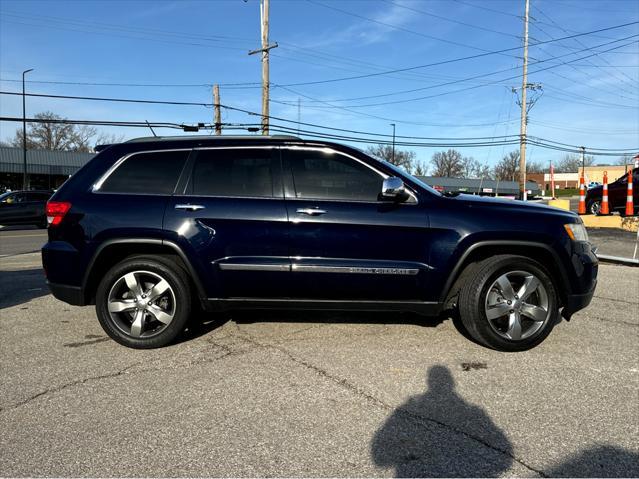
[275,37,639,110]
[0,116,197,130]
[221,104,639,153]
[271,99,520,128]
[2,115,635,155]
[381,0,521,39]
[532,4,639,92]
[269,20,639,88]
[0,18,252,53]
[306,0,524,62]
[451,0,522,19]
[0,78,261,89]
[220,103,523,140]
[274,34,638,105]
[0,91,213,107]
[0,9,253,43]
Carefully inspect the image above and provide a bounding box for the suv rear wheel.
[458,255,559,351]
[96,256,192,348]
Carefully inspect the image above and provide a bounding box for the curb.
[597,254,639,266]
[582,215,638,232]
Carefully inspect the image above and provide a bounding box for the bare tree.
[476,163,493,179]
[460,156,480,178]
[95,132,126,147]
[555,153,595,173]
[494,150,520,181]
[366,144,416,172]
[430,149,465,177]
[9,111,123,153]
[413,161,427,176]
[614,155,634,166]
[72,125,99,152]
[459,157,493,179]
[527,161,545,174]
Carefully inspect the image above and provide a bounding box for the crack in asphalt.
[593,295,639,306]
[2,322,547,476]
[589,314,638,327]
[232,326,547,478]
[0,336,247,413]
[0,361,145,414]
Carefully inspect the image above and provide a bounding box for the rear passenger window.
[191,149,275,197]
[100,150,189,194]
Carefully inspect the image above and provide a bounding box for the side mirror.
[381,177,408,202]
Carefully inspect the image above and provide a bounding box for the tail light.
[46,201,71,226]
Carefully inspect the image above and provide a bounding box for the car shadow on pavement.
[0,268,49,309]
[176,311,232,344]
[231,309,445,328]
[371,365,514,477]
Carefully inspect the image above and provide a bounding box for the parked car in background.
[42,136,598,352]
[585,168,639,216]
[586,181,601,189]
[0,190,52,228]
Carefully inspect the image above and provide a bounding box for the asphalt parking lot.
[0,250,638,477]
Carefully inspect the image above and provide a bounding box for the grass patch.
[553,188,579,197]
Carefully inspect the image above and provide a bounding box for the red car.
[585,168,638,216]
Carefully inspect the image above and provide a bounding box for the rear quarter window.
[99,150,189,194]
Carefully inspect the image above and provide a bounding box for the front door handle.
[175,204,206,212]
[296,207,327,216]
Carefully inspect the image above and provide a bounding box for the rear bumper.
[47,282,85,306]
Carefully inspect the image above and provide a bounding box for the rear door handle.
[296,207,327,216]
[175,204,206,211]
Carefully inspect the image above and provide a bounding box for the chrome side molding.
[175,204,206,211]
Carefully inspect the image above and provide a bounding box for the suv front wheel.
[458,255,559,351]
[96,256,192,348]
[587,199,601,216]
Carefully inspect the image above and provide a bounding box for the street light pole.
[22,68,33,191]
[390,123,396,164]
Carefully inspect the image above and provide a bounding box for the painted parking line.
[0,233,47,238]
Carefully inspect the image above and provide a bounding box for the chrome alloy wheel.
[484,270,550,341]
[590,200,602,216]
[107,270,176,338]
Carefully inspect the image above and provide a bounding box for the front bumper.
[561,242,598,320]
[562,282,596,320]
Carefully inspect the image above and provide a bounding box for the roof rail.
[125,134,302,143]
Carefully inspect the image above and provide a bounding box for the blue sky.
[0,0,637,170]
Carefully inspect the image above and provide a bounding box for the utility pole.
[390,123,396,164]
[581,146,586,180]
[518,0,530,201]
[248,0,277,136]
[22,68,33,191]
[213,84,222,135]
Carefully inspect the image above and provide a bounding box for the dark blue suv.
[42,136,598,351]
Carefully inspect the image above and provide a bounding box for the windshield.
[381,160,443,196]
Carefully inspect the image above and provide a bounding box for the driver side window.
[288,149,383,202]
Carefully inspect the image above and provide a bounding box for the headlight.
[564,222,589,242]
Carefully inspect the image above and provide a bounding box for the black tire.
[95,255,192,349]
[458,255,560,352]
[587,199,601,216]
